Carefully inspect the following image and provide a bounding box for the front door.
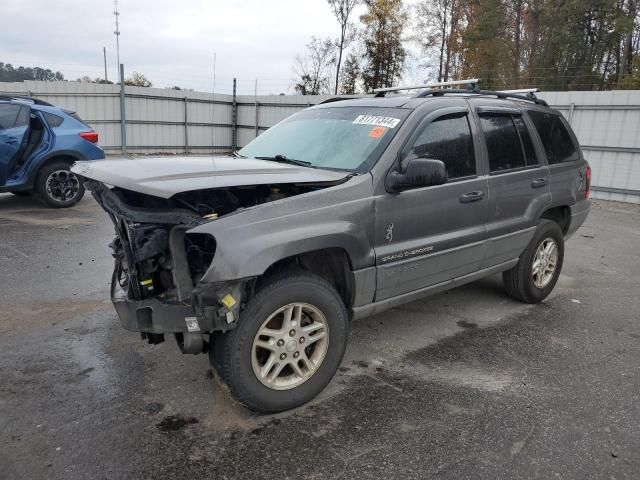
[0,104,30,186]
[374,109,488,301]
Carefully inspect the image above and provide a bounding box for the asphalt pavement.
[1,192,639,479]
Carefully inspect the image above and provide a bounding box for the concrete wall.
[1,81,638,203]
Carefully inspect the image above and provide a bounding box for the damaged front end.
[90,181,249,354]
[88,179,329,354]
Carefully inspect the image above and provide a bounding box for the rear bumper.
[566,199,591,239]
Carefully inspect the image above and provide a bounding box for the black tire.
[503,219,564,303]
[34,161,85,208]
[211,271,349,413]
[10,191,31,197]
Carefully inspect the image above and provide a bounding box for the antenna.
[114,0,121,79]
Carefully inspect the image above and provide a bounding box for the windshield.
[238,106,409,172]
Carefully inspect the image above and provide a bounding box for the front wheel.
[211,272,349,413]
[503,219,565,303]
[34,161,85,208]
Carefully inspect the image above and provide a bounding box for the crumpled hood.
[71,156,349,198]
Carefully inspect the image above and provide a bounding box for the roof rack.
[0,95,54,106]
[370,79,546,105]
[373,78,479,97]
[412,87,548,106]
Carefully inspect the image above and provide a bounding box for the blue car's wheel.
[34,161,85,208]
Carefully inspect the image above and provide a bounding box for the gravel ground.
[0,193,638,479]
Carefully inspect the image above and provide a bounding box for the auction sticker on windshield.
[353,115,401,128]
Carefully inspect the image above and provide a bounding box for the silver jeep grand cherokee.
[74,82,591,412]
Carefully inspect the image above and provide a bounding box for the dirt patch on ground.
[0,298,112,335]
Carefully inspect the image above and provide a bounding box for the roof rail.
[372,78,479,97]
[317,96,365,105]
[413,87,548,106]
[0,95,54,107]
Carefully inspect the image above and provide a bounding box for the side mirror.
[387,158,448,192]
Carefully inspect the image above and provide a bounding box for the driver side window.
[404,114,476,179]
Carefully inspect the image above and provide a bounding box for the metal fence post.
[184,96,189,154]
[255,100,259,139]
[119,64,127,155]
[232,78,237,152]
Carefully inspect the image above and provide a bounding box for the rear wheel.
[503,219,564,303]
[211,272,349,413]
[34,161,85,208]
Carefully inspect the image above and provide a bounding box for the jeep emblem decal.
[386,223,394,243]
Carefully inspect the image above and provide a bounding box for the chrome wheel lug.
[280,353,287,360]
[293,351,299,358]
[299,337,305,344]
[277,339,285,347]
[289,329,296,337]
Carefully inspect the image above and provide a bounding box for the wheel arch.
[26,151,84,186]
[259,247,355,309]
[540,205,570,234]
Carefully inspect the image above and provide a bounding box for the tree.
[293,37,336,94]
[414,0,459,81]
[360,0,408,91]
[340,51,362,93]
[327,0,360,94]
[124,72,152,87]
[0,62,64,82]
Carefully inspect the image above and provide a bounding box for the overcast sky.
[1,0,370,94]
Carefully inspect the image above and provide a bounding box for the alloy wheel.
[532,237,558,288]
[251,302,329,391]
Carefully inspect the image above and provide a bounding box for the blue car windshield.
[238,107,409,172]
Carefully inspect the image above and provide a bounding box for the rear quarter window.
[528,110,579,164]
[43,112,64,128]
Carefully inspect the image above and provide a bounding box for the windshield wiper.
[230,150,246,158]
[254,154,314,168]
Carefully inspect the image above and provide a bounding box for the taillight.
[79,131,99,143]
[585,165,591,199]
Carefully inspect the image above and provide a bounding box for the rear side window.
[404,114,476,179]
[0,104,28,130]
[528,110,579,164]
[43,112,64,128]
[479,114,526,172]
[513,116,538,166]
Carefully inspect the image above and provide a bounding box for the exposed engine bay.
[87,179,336,348]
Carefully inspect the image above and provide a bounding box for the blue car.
[0,96,104,207]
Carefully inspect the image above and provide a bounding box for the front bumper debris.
[111,280,210,334]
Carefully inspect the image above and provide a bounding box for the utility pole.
[103,47,108,82]
[114,0,121,81]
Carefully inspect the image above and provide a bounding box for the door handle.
[459,190,485,203]
[531,178,548,188]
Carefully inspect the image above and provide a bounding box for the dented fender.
[187,174,376,283]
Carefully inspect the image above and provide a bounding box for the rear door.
[374,106,489,300]
[0,103,29,186]
[473,106,551,268]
